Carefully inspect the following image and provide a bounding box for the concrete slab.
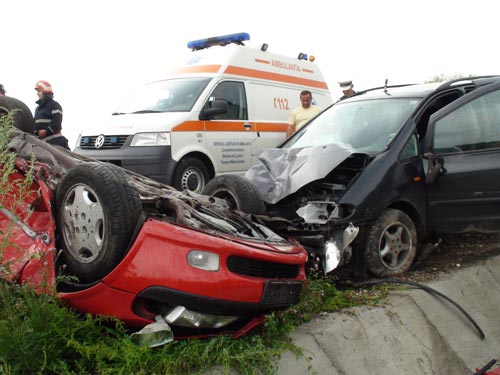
[279,255,500,375]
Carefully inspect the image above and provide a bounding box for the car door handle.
[243,123,252,130]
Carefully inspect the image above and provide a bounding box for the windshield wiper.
[131,110,161,114]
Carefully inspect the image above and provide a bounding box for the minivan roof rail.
[436,75,500,90]
[349,83,416,99]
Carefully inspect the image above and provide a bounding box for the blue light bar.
[187,32,250,51]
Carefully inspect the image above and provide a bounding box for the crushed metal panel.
[245,143,354,204]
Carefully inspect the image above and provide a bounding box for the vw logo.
[95,135,105,149]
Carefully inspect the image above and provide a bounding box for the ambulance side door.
[203,80,257,173]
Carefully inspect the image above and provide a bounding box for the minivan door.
[203,81,258,173]
[424,81,500,233]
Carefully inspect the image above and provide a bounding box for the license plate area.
[261,280,303,306]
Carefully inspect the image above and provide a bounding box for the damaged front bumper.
[295,200,359,274]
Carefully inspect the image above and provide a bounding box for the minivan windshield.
[113,78,211,114]
[286,98,420,153]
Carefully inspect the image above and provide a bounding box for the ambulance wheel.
[0,96,35,133]
[173,157,210,193]
[202,174,266,215]
[55,162,142,283]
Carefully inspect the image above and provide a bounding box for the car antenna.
[384,78,388,93]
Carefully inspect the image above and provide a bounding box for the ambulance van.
[74,33,332,192]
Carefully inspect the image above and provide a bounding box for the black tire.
[365,209,417,277]
[203,174,266,215]
[102,162,144,233]
[173,157,210,193]
[55,162,142,283]
[0,96,35,133]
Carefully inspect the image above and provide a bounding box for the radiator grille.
[79,135,129,149]
[227,256,300,278]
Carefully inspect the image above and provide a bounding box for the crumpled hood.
[245,143,355,204]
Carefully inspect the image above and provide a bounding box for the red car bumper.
[61,218,307,328]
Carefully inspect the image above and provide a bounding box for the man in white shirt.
[287,90,322,136]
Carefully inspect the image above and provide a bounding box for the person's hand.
[37,129,48,139]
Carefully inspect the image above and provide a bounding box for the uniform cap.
[35,80,53,94]
[338,80,353,90]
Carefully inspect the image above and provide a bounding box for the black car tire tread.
[203,174,266,215]
[103,162,144,233]
[365,208,417,277]
[55,162,142,283]
[0,96,35,133]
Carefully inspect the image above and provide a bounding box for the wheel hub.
[182,168,205,192]
[60,184,104,263]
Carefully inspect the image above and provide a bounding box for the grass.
[0,276,388,375]
[0,114,389,375]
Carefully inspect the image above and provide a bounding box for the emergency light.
[298,53,315,62]
[187,32,250,51]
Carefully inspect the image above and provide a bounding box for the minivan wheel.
[202,174,266,215]
[365,209,417,277]
[173,157,210,193]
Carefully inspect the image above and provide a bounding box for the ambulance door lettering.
[204,81,255,172]
[214,141,251,167]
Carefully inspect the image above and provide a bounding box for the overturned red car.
[0,110,307,339]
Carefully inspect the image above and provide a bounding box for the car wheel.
[203,174,266,215]
[173,157,210,193]
[55,162,142,283]
[365,208,417,277]
[0,96,35,133]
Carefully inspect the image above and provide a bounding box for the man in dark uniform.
[338,80,356,101]
[34,80,70,150]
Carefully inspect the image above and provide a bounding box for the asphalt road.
[278,254,500,375]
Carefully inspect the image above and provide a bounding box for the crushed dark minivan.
[203,76,500,279]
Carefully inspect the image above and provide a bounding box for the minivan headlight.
[187,250,219,271]
[130,132,171,146]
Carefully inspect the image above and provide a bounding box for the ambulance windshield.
[114,78,211,114]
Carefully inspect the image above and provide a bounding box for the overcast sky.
[2,0,499,148]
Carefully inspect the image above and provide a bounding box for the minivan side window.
[433,90,500,154]
[209,81,248,120]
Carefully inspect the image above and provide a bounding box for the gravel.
[405,232,500,283]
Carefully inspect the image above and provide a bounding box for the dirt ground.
[406,232,500,283]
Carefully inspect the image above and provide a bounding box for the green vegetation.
[0,276,387,375]
[0,114,388,375]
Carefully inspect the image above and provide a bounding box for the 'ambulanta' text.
[271,60,301,72]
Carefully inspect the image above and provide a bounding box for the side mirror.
[199,99,228,120]
[422,152,443,184]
